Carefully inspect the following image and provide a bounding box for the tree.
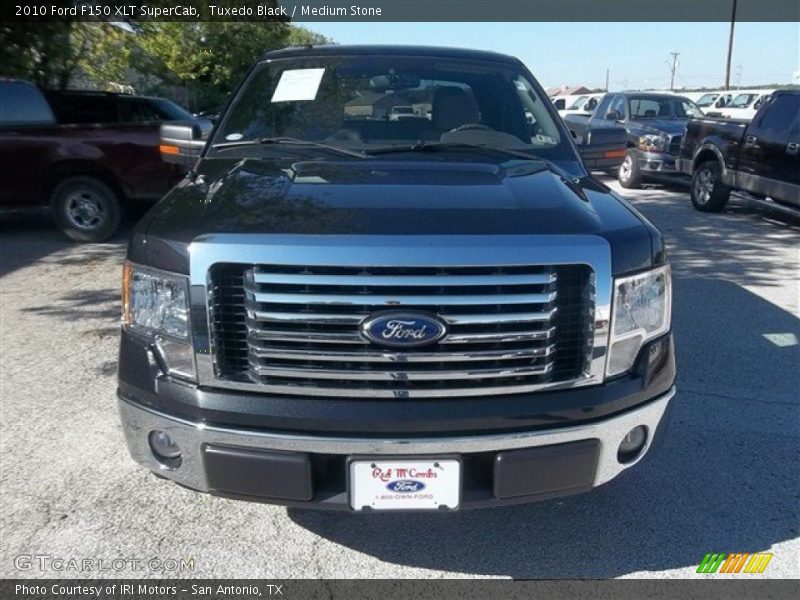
[0,22,80,88]
[73,23,135,88]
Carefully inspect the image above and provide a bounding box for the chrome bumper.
[637,151,680,173]
[118,386,675,496]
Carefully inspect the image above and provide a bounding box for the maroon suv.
[0,80,196,241]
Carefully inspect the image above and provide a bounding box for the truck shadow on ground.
[289,281,799,578]
[0,210,132,280]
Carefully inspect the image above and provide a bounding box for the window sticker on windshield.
[271,68,326,103]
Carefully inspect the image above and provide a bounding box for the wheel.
[51,176,122,242]
[690,161,730,212]
[618,149,643,189]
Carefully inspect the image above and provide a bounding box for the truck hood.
[136,157,661,276]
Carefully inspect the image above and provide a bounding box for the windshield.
[211,54,569,160]
[729,93,758,108]
[629,96,704,119]
[696,93,717,107]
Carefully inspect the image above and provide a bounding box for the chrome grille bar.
[252,272,557,286]
[250,362,554,381]
[249,344,556,363]
[247,291,558,306]
[247,308,558,326]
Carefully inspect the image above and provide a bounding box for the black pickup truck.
[117,45,675,511]
[565,92,704,188]
[678,89,800,214]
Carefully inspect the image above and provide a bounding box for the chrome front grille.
[209,263,594,398]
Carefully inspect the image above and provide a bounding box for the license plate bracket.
[348,456,461,511]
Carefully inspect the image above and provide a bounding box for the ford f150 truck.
[0,80,196,241]
[565,92,704,188]
[117,45,675,511]
[679,89,799,214]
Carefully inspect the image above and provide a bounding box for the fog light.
[617,425,648,463]
[148,430,182,468]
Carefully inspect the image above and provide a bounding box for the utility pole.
[605,68,610,92]
[667,52,680,90]
[725,0,738,89]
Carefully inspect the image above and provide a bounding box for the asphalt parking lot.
[1,178,798,579]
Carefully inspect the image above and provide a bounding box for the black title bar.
[2,0,800,22]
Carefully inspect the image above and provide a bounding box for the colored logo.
[386,480,426,493]
[361,312,447,348]
[697,553,773,574]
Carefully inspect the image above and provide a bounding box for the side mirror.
[605,110,621,121]
[159,119,212,166]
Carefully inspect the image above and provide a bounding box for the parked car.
[117,45,675,512]
[679,89,800,213]
[0,80,200,241]
[694,92,733,111]
[557,93,604,118]
[388,105,417,121]
[712,90,776,121]
[565,92,704,188]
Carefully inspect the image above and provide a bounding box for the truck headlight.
[638,134,668,152]
[607,265,672,377]
[122,261,195,380]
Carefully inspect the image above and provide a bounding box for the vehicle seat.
[432,87,481,131]
[658,105,671,116]
[644,109,657,117]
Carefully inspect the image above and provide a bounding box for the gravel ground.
[1,179,798,579]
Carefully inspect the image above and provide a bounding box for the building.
[545,84,592,98]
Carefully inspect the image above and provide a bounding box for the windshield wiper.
[210,136,368,159]
[366,140,543,161]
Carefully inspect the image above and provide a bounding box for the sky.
[305,22,800,91]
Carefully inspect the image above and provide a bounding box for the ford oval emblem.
[361,312,447,348]
[386,480,426,493]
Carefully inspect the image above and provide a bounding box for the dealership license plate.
[349,459,461,511]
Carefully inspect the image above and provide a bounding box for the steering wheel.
[448,122,492,133]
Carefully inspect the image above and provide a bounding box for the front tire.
[690,161,730,212]
[51,176,122,242]
[618,149,643,189]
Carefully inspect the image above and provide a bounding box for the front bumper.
[675,157,689,176]
[636,150,681,174]
[118,385,675,510]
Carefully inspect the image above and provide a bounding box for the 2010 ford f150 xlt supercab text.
[117,45,675,511]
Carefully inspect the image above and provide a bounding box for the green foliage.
[72,23,135,88]
[134,23,294,109]
[0,22,78,88]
